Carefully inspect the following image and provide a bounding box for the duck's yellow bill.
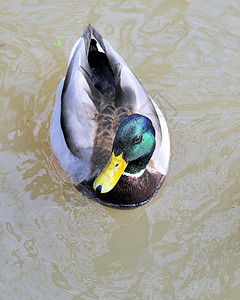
[93,152,127,193]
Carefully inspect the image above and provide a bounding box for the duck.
[50,24,170,208]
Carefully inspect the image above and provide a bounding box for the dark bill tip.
[95,185,102,193]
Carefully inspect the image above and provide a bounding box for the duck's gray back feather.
[50,79,93,183]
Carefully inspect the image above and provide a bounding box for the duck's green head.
[93,114,156,193]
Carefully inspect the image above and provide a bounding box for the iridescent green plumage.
[113,114,156,174]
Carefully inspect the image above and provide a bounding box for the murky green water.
[0,0,240,299]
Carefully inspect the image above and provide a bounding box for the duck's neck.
[124,152,153,175]
[123,169,145,178]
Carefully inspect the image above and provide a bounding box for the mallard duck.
[50,24,170,208]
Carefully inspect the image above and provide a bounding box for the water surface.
[0,0,240,299]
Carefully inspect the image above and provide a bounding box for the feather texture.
[50,24,170,207]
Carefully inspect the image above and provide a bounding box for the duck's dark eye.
[134,135,142,144]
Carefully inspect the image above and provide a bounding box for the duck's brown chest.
[77,170,164,208]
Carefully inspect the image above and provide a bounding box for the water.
[0,0,240,298]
